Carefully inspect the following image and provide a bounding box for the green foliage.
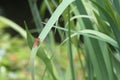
[27,0,120,80]
[0,32,30,80]
[1,0,120,80]
[0,16,26,38]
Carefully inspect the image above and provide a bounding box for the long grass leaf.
[29,1,75,79]
[90,0,120,51]
[99,42,114,80]
[74,0,111,79]
[45,0,53,14]
[38,0,75,41]
[112,0,120,15]
[28,0,43,32]
[60,30,118,48]
[0,16,26,38]
[37,44,60,80]
[67,6,76,80]
[26,27,59,80]
[24,22,34,49]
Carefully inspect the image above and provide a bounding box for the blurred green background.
[0,0,42,79]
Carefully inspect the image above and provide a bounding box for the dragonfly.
[33,38,40,48]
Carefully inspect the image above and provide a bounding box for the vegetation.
[1,0,120,80]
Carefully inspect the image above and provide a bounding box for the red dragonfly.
[33,38,40,48]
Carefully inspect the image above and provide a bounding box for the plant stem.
[67,6,76,80]
[28,0,43,33]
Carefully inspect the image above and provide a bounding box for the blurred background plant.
[1,0,120,80]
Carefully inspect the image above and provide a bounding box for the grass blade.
[28,0,75,79]
[38,0,75,41]
[67,6,76,80]
[28,0,43,32]
[0,16,26,38]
